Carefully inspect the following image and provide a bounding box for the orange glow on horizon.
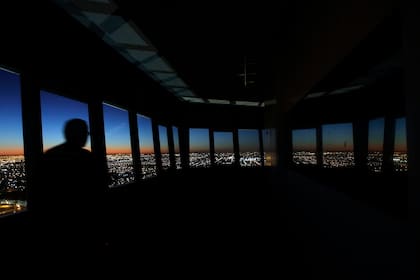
[0,148,24,156]
[106,147,131,155]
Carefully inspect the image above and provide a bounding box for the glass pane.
[172,126,181,169]
[137,114,156,179]
[158,125,170,170]
[238,129,261,167]
[368,118,384,172]
[0,69,26,216]
[214,131,234,166]
[189,128,210,168]
[262,128,276,166]
[393,117,407,172]
[41,91,91,151]
[103,103,134,187]
[292,128,317,165]
[322,123,355,167]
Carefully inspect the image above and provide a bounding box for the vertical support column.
[20,73,43,211]
[151,120,162,174]
[382,115,395,174]
[316,124,323,167]
[233,128,240,168]
[178,127,190,169]
[258,128,265,167]
[403,1,420,238]
[353,119,369,170]
[128,111,142,182]
[167,126,176,170]
[209,128,215,167]
[88,97,108,189]
[276,113,293,171]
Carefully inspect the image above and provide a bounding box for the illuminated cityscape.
[141,154,157,179]
[323,151,355,168]
[215,152,235,166]
[367,152,383,172]
[161,153,170,170]
[239,152,262,167]
[189,152,211,167]
[292,150,355,167]
[293,151,317,165]
[0,155,27,215]
[107,154,135,187]
[393,152,408,172]
[294,150,408,172]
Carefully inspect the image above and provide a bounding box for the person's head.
[64,118,89,147]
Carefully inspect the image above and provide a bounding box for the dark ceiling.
[113,0,401,107]
[0,0,402,129]
[113,0,259,102]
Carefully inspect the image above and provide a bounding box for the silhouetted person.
[34,118,107,266]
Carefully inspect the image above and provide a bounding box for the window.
[172,126,181,169]
[262,128,276,166]
[41,91,91,151]
[292,128,317,165]
[238,129,261,167]
[137,114,156,179]
[158,125,170,170]
[0,68,26,216]
[393,117,407,172]
[103,103,134,187]
[367,118,384,172]
[322,123,354,167]
[214,131,234,166]
[189,128,210,168]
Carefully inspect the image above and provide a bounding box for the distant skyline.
[323,123,354,152]
[293,128,316,152]
[0,67,408,157]
[293,119,407,153]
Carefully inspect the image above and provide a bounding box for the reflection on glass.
[103,103,134,187]
[137,114,157,179]
[189,128,210,168]
[393,117,407,172]
[292,128,316,165]
[159,125,170,170]
[172,126,181,169]
[238,129,261,167]
[214,131,234,166]
[368,118,384,172]
[0,68,26,216]
[322,123,354,167]
[262,128,276,166]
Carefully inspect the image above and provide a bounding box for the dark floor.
[0,166,416,277]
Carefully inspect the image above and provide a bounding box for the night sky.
[0,69,23,155]
[214,131,234,153]
[293,118,407,153]
[189,128,210,153]
[0,68,408,156]
[41,91,91,151]
[158,125,169,154]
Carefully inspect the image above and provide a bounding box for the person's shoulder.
[44,143,66,156]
